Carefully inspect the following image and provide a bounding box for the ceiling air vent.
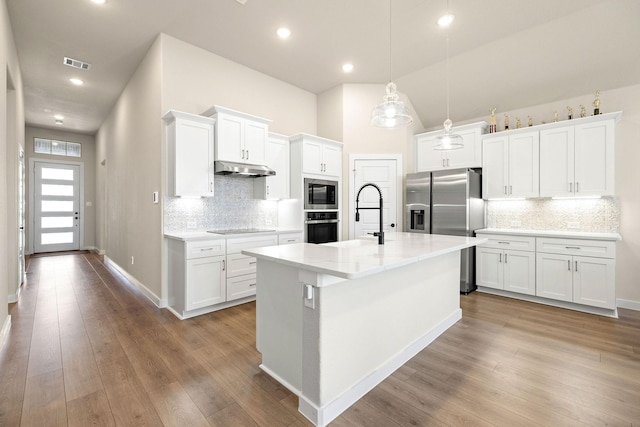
[63,57,91,70]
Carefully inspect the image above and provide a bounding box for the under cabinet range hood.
[214,160,275,177]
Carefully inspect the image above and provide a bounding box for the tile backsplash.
[486,198,619,233]
[164,176,278,233]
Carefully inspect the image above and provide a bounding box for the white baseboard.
[297,308,462,427]
[616,298,640,311]
[104,256,167,308]
[477,287,618,318]
[8,285,21,304]
[0,315,11,353]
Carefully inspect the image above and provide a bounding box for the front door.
[33,161,81,253]
[351,157,400,239]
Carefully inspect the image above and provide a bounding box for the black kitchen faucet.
[355,183,384,245]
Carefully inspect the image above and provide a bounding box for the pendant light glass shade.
[371,82,413,128]
[433,119,464,150]
[433,0,462,150]
[370,0,413,129]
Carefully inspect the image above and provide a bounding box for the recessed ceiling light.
[438,14,455,27]
[54,114,65,120]
[342,63,354,73]
[91,0,107,4]
[69,78,84,86]
[276,27,291,39]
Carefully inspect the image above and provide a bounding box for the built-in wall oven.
[305,211,339,244]
[304,178,338,210]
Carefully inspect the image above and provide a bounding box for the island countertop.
[241,232,486,281]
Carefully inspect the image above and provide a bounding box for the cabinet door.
[446,129,482,169]
[227,253,257,277]
[227,274,257,301]
[573,256,615,309]
[257,136,289,200]
[476,247,503,289]
[415,135,444,172]
[574,120,614,196]
[482,135,508,199]
[322,143,342,176]
[503,250,536,296]
[509,131,539,198]
[185,256,226,310]
[173,118,214,197]
[539,127,574,197]
[216,113,244,162]
[302,140,323,174]
[536,253,573,302]
[244,120,268,164]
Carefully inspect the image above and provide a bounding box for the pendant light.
[371,0,413,129]
[433,2,463,150]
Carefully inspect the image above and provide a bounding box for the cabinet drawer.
[185,239,226,259]
[227,274,257,301]
[536,237,615,258]
[226,235,278,254]
[278,233,302,245]
[227,252,257,277]
[476,233,535,251]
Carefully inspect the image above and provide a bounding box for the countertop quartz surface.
[476,228,621,241]
[241,232,486,281]
[164,229,303,241]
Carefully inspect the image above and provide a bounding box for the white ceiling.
[7,0,640,134]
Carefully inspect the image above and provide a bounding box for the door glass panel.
[41,217,74,228]
[41,232,74,245]
[41,200,74,212]
[41,184,74,196]
[41,167,74,181]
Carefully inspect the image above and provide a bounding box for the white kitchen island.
[242,232,486,426]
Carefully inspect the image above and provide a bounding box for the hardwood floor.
[1,252,639,426]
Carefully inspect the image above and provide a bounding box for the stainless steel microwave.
[304,178,338,210]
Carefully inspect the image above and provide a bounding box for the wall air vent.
[63,57,91,70]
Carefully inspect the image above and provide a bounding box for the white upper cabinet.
[540,115,616,197]
[202,105,271,165]
[163,110,215,197]
[482,131,539,199]
[415,122,487,172]
[254,133,290,200]
[290,133,343,177]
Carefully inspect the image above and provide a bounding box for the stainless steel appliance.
[305,211,339,244]
[405,168,485,293]
[304,178,338,210]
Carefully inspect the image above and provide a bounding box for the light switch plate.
[152,191,159,203]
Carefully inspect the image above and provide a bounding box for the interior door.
[33,162,81,253]
[352,158,398,239]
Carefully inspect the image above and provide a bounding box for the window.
[34,138,81,157]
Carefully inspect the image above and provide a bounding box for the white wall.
[160,34,317,136]
[317,83,424,240]
[95,35,164,300]
[1,0,25,342]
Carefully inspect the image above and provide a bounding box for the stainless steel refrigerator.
[405,168,485,293]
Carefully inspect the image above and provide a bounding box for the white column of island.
[241,232,486,426]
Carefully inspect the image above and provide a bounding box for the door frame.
[28,158,85,254]
[348,154,403,240]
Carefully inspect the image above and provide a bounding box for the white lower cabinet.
[225,234,278,302]
[168,238,226,317]
[476,233,536,296]
[168,232,303,318]
[536,237,616,309]
[185,257,226,310]
[476,232,618,313]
